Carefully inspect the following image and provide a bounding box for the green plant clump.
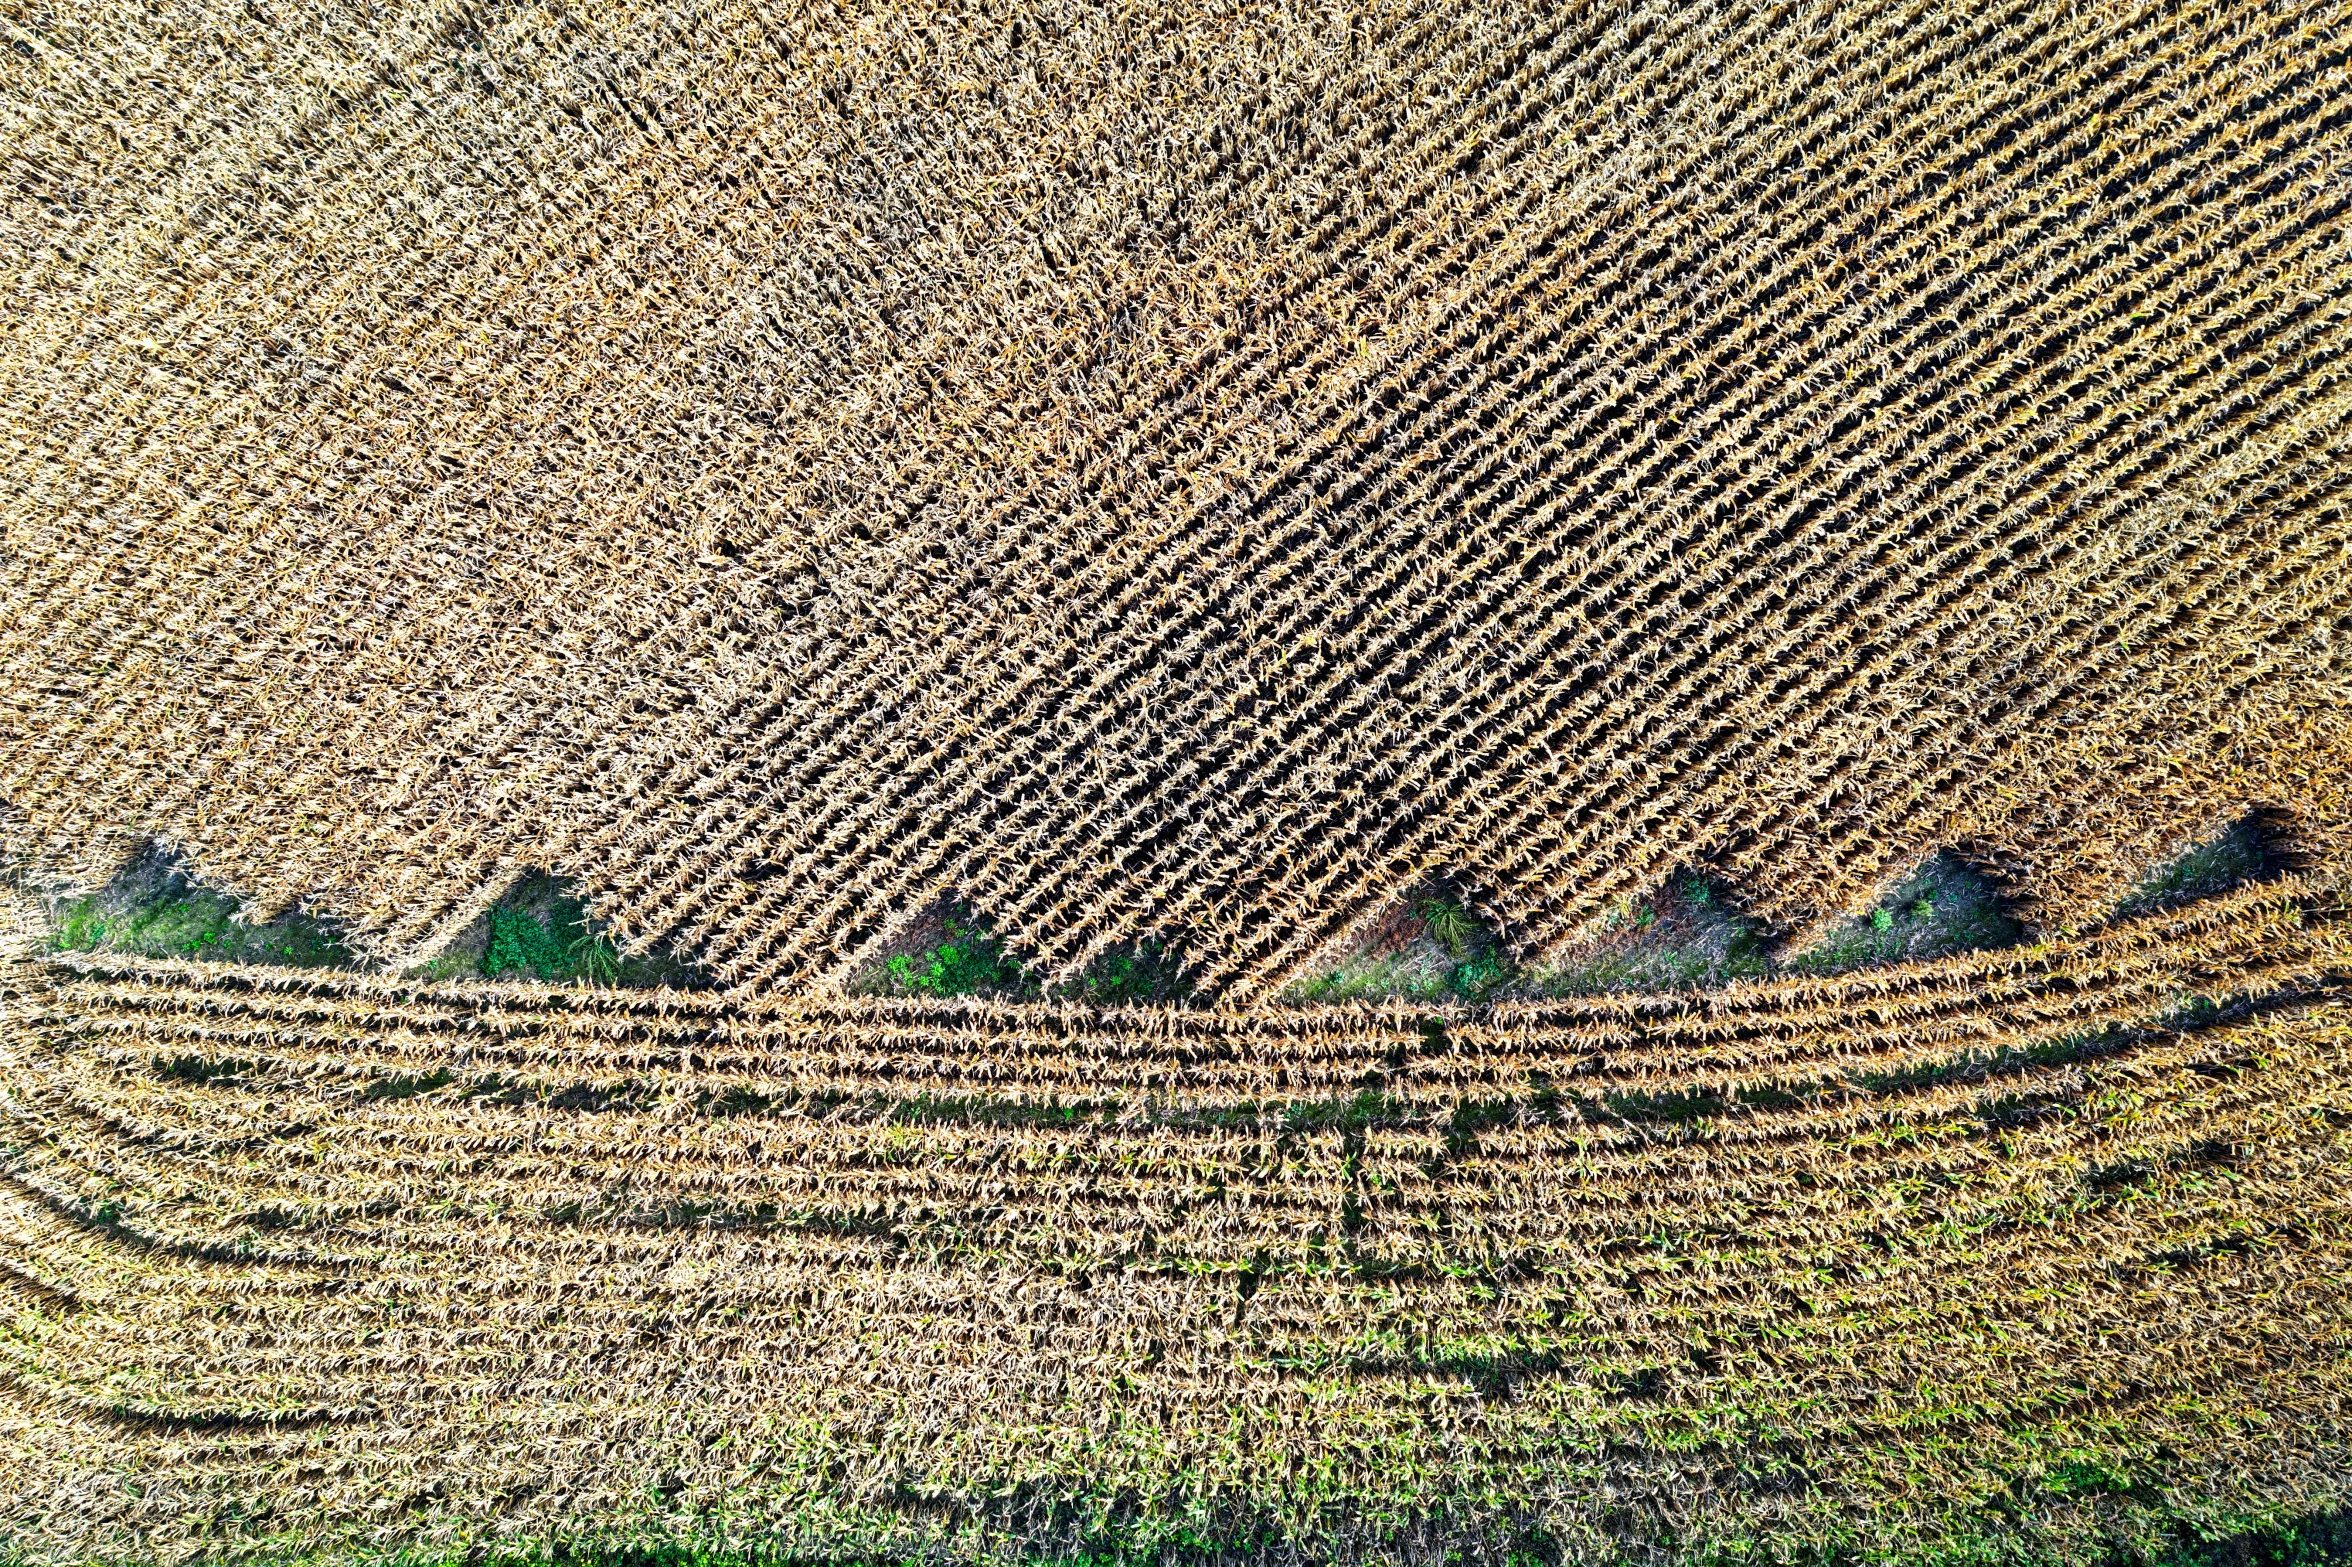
[1418,898,1478,957]
[483,901,622,984]
[886,915,1035,997]
[1060,936,1191,1003]
[1449,952,1508,999]
[50,886,350,969]
[483,905,568,980]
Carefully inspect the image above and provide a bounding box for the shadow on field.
[843,890,1200,1002]
[1285,873,1514,1003]
[2114,807,2301,921]
[44,843,355,970]
[420,869,715,989]
[1283,809,2304,1004]
[36,810,2307,1007]
[41,849,715,990]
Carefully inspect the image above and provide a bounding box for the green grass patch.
[470,873,706,989]
[47,854,352,970]
[879,907,1039,998]
[2116,813,2281,920]
[855,904,1195,1002]
[483,901,616,983]
[1781,851,2022,975]
[173,1491,2351,1567]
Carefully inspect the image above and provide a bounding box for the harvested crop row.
[5,1009,2332,1281]
[5,0,2352,1557]
[7,908,2341,1282]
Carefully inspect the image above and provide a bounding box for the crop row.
[15,882,2331,1101]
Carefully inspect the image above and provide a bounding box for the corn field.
[2,0,2350,1557]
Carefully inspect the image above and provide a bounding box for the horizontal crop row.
[23,883,2337,1108]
